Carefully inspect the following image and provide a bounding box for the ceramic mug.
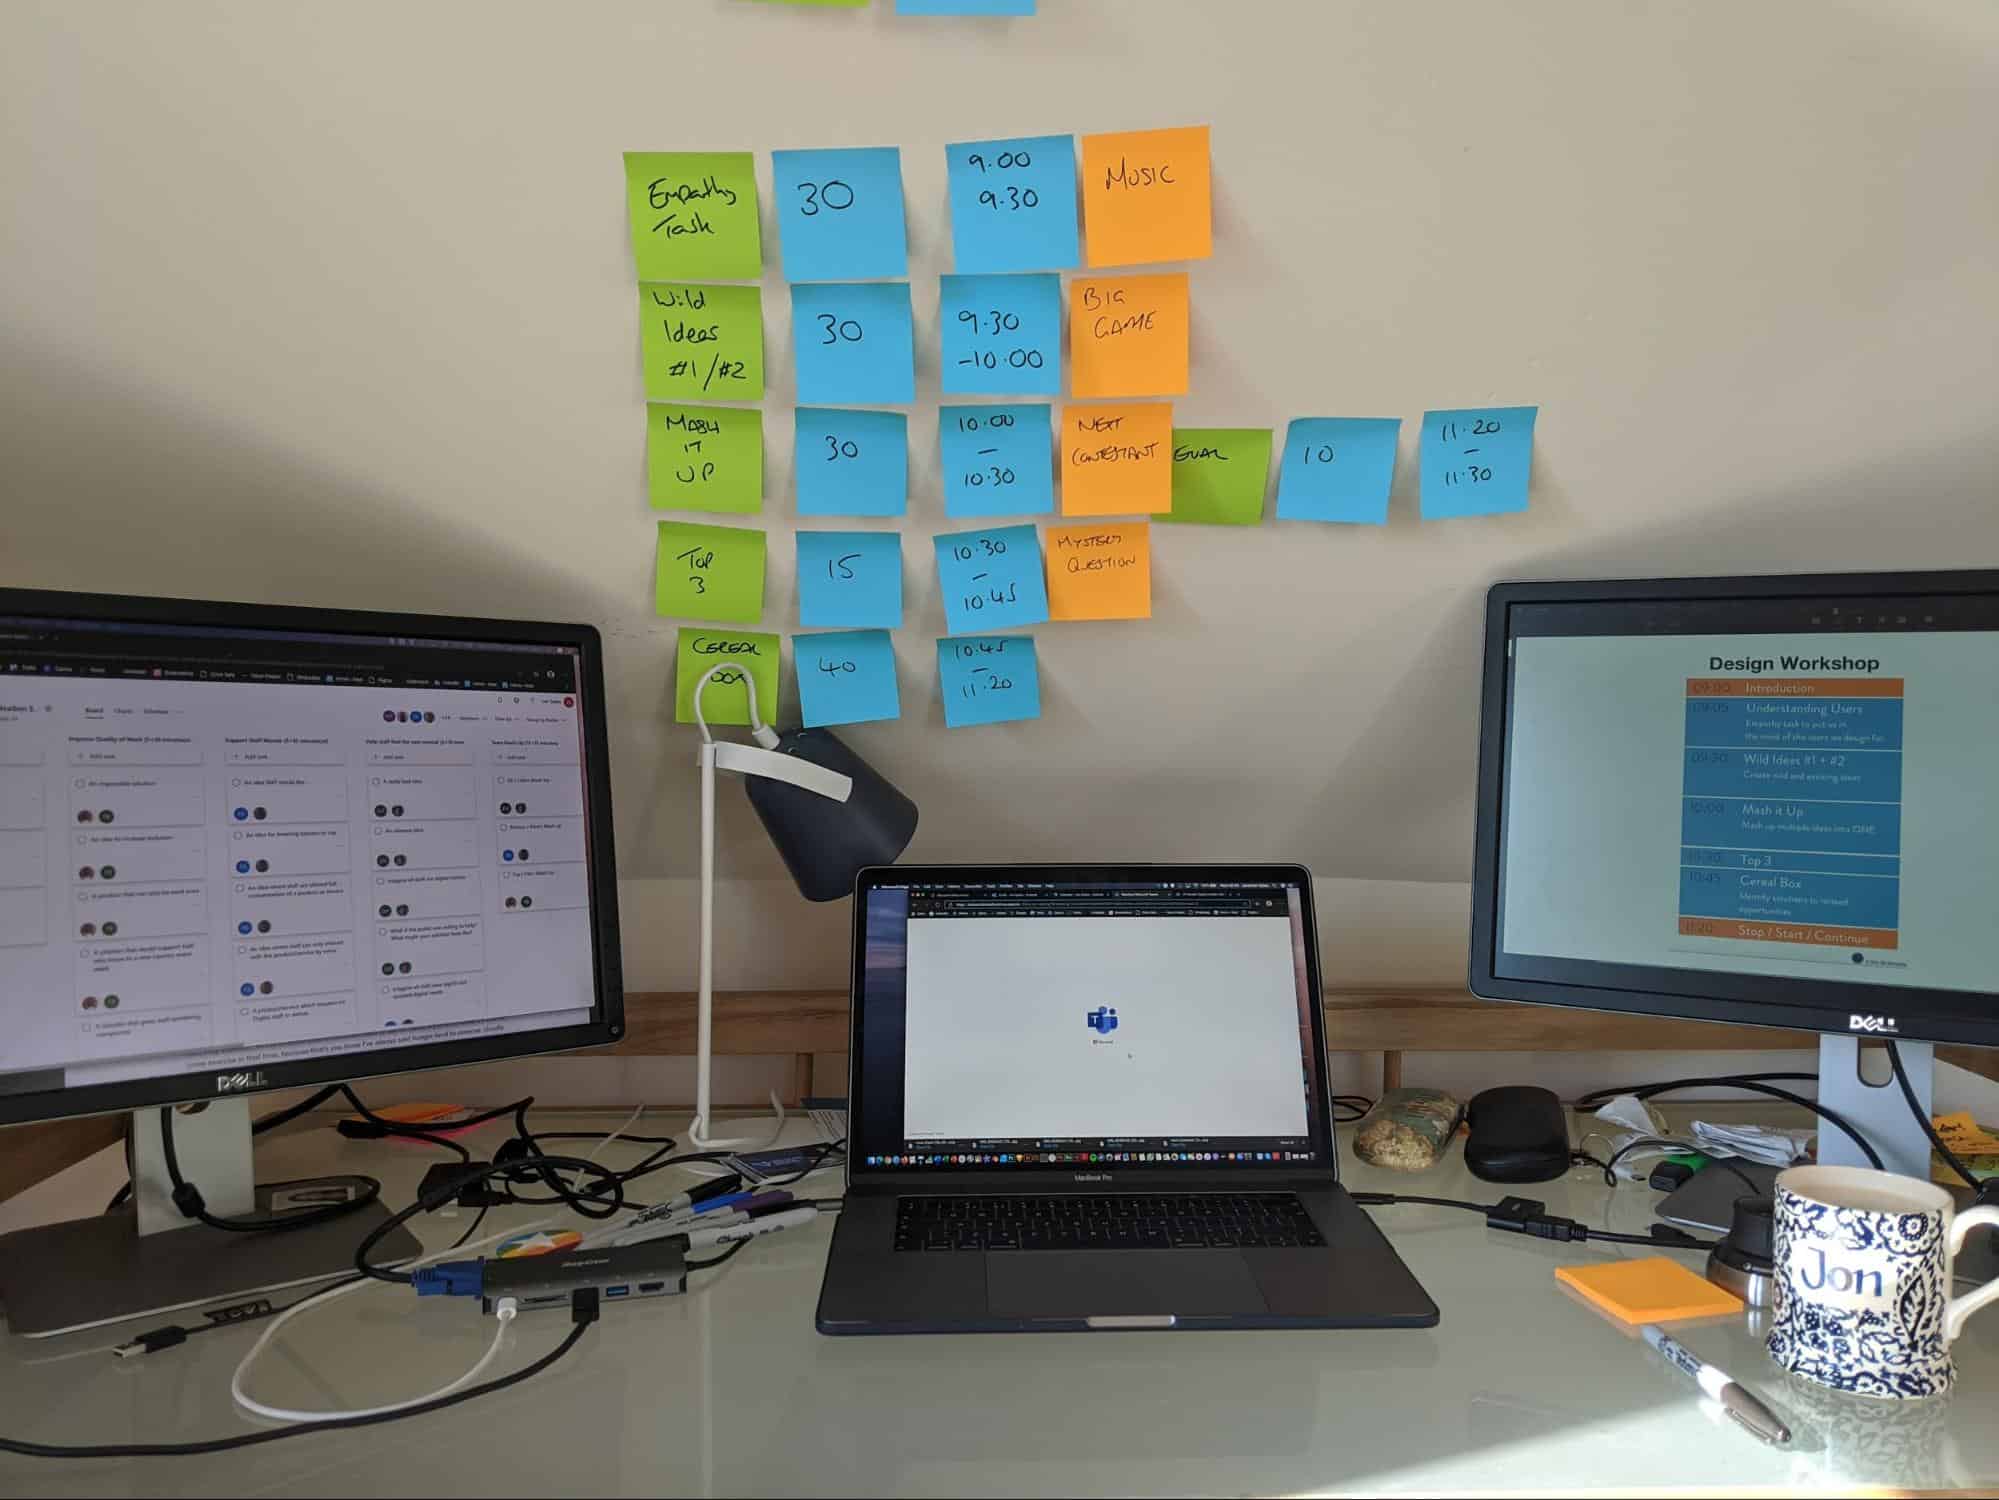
[1768,1165,1999,1398]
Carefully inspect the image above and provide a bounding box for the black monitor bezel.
[0,587,625,1127]
[1469,570,1999,1047]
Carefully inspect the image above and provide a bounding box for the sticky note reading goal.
[1163,428,1271,525]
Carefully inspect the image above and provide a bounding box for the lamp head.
[743,728,917,901]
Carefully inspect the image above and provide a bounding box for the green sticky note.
[676,628,782,727]
[656,521,766,623]
[648,404,763,514]
[639,283,765,402]
[1164,428,1273,525]
[623,153,761,281]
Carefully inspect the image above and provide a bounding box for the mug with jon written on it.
[1769,1165,1999,1399]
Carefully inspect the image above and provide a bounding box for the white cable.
[235,1300,517,1426]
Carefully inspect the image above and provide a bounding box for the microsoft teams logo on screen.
[1085,1006,1118,1035]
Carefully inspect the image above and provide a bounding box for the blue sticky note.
[939,404,1054,517]
[939,273,1062,397]
[794,408,907,516]
[790,282,916,405]
[771,147,908,282]
[796,630,900,728]
[1420,406,1537,519]
[796,531,903,628]
[938,635,1040,728]
[945,135,1078,274]
[1276,418,1402,524]
[932,524,1048,635]
[901,0,1035,12]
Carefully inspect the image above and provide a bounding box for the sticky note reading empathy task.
[932,524,1049,635]
[1069,273,1189,398]
[1164,428,1271,526]
[1420,406,1537,519]
[1060,402,1173,515]
[794,408,908,516]
[640,283,764,402]
[1276,418,1401,525]
[796,531,903,628]
[655,521,767,623]
[939,404,1054,517]
[944,134,1078,274]
[623,152,761,282]
[1079,125,1212,269]
[939,273,1062,397]
[939,636,1041,728]
[1045,521,1151,621]
[648,404,763,514]
[790,282,916,405]
[771,147,908,282]
[795,629,900,729]
[676,628,781,727]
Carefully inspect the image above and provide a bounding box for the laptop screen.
[849,871,1328,1173]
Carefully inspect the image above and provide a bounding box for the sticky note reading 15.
[939,636,1041,728]
[676,628,780,728]
[639,283,764,402]
[795,531,902,629]
[932,524,1048,635]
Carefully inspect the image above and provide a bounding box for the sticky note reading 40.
[676,628,780,728]
[1080,125,1211,269]
[939,404,1053,517]
[640,283,764,402]
[790,283,915,405]
[1060,402,1172,515]
[1069,273,1188,398]
[796,629,899,729]
[944,134,1078,273]
[648,404,762,514]
[940,273,1061,396]
[932,524,1048,635]
[939,636,1040,728]
[655,520,766,623]
[771,147,908,282]
[623,152,761,282]
[1045,521,1151,621]
[1420,406,1538,519]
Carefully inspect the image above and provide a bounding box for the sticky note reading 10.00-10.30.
[790,282,915,405]
[794,408,907,516]
[1420,406,1538,519]
[1045,521,1151,621]
[939,404,1053,517]
[1061,402,1173,515]
[944,134,1078,274]
[1164,428,1271,526]
[640,284,764,402]
[1276,418,1402,524]
[655,520,766,623]
[648,404,762,514]
[771,147,908,282]
[939,636,1040,728]
[676,628,780,728]
[795,531,902,629]
[795,629,900,729]
[1079,125,1211,269]
[933,524,1048,635]
[939,273,1061,397]
[1069,272,1189,398]
[623,152,761,282]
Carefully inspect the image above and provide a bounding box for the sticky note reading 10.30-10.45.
[945,134,1078,274]
[1276,418,1401,524]
[933,524,1048,635]
[794,408,907,516]
[1079,125,1212,269]
[796,531,902,628]
[1164,428,1271,525]
[676,628,780,728]
[940,273,1061,396]
[939,404,1053,517]
[623,152,761,282]
[1420,406,1538,519]
[771,147,908,282]
[640,284,764,402]
[939,636,1041,729]
[648,404,763,514]
[790,283,915,405]
[1045,521,1151,621]
[795,629,899,729]
[655,520,766,623]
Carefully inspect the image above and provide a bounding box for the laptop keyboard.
[894,1192,1323,1252]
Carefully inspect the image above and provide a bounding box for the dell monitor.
[0,589,623,1335]
[1471,570,1999,1178]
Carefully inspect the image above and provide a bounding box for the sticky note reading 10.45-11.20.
[940,273,1061,397]
[676,628,780,728]
[771,147,908,282]
[647,404,763,514]
[1420,406,1538,519]
[795,629,900,729]
[933,524,1048,635]
[1079,125,1212,269]
[790,283,915,405]
[655,520,766,623]
[944,134,1078,274]
[939,636,1041,728]
[1164,428,1271,525]
[639,284,764,402]
[622,152,761,282]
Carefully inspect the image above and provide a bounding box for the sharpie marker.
[1641,1325,1790,1445]
[683,1205,819,1252]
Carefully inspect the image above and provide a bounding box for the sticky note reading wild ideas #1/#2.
[676,628,780,728]
[932,524,1048,635]
[655,520,766,623]
[771,147,908,282]
[623,152,761,282]
[1079,125,1211,269]
[1069,273,1189,398]
[640,283,764,402]
[648,404,762,514]
[1276,418,1401,524]
[795,629,899,729]
[795,531,902,629]
[944,134,1078,274]
[1420,406,1538,519]
[1060,402,1172,515]
[939,404,1054,517]
[1044,521,1151,621]
[1164,428,1271,526]
[939,636,1040,728]
[790,282,915,405]
[939,273,1062,397]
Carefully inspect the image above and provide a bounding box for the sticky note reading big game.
[771,147,908,282]
[1079,126,1211,268]
[1069,273,1188,398]
[623,152,761,281]
[1060,402,1172,515]
[676,628,780,727]
[1044,521,1151,621]
[639,283,764,402]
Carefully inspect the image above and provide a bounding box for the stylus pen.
[1640,1325,1790,1445]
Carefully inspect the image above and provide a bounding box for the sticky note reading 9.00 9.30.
[676,628,781,728]
[796,629,900,729]
[945,134,1078,273]
[639,283,764,402]
[939,636,1040,728]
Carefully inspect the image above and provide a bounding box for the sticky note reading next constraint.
[795,531,903,628]
[1079,125,1212,268]
[676,628,781,728]
[794,408,908,516]
[795,629,900,729]
[639,283,764,402]
[1276,418,1401,524]
[939,404,1054,517]
[790,282,916,405]
[656,520,767,623]
[771,147,908,282]
[1061,402,1173,515]
[945,134,1078,273]
[1045,521,1151,621]
[939,636,1040,728]
[1164,428,1271,525]
[1420,406,1538,519]
[648,403,763,514]
[623,152,761,281]
[932,524,1048,635]
[1069,273,1189,398]
[939,273,1062,396]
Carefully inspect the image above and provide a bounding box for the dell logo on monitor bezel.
[1848,1014,1898,1034]
[215,1070,269,1092]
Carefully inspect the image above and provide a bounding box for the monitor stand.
[1816,1035,1934,1180]
[0,1099,422,1339]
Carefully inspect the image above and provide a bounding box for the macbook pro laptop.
[816,864,1439,1334]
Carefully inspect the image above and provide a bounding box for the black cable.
[157,1108,380,1234]
[106,1085,349,1213]
[352,1153,628,1284]
[1570,1074,1883,1170]
[1330,1094,1375,1124]
[686,1237,751,1273]
[1353,1191,1716,1250]
[1571,1073,1818,1113]
[1886,1041,1996,1204]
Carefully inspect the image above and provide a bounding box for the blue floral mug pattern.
[1769,1165,1999,1399]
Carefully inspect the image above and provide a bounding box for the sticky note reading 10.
[790,283,915,405]
[795,629,899,729]
[648,404,763,514]
[1420,406,1537,519]
[932,524,1049,635]
[676,628,780,728]
[939,273,1061,396]
[771,147,908,282]
[1276,418,1401,524]
[939,404,1054,517]
[944,134,1079,274]
[639,283,764,402]
[939,636,1041,728]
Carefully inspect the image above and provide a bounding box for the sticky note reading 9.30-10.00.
[945,134,1078,274]
[1276,418,1401,524]
[796,629,900,729]
[1045,521,1151,621]
[1163,428,1271,525]
[1079,125,1211,269]
[940,273,1061,396]
[676,628,780,728]
[790,283,915,405]
[648,404,762,514]
[655,520,766,623]
[1069,272,1189,398]
[640,284,764,402]
[1061,402,1172,515]
[796,531,902,628]
[794,408,907,516]
[939,404,1053,517]
[771,147,908,282]
[1420,406,1537,519]
[623,152,761,282]
[933,524,1048,635]
[939,636,1040,728]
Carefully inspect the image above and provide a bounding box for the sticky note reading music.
[675,628,780,727]
[932,524,1049,635]
[647,404,763,514]
[771,146,908,282]
[639,283,764,402]
[1275,418,1402,524]
[790,282,916,405]
[794,408,908,517]
[623,152,761,281]
[1164,428,1271,525]
[795,531,903,628]
[939,273,1061,397]
[939,404,1054,517]
[1420,406,1537,519]
[938,635,1041,728]
[795,629,900,729]
[1060,402,1172,515]
[944,134,1079,273]
[1069,272,1189,398]
[1079,125,1211,268]
[1044,521,1151,621]
[655,521,767,623]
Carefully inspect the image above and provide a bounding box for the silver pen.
[1640,1324,1791,1445]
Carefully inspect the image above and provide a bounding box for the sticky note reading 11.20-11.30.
[795,629,900,728]
[1079,125,1211,269]
[623,152,761,282]
[655,521,766,623]
[676,628,781,728]
[939,636,1040,728]
[1420,406,1538,519]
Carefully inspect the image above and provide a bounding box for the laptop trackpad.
[987,1252,1267,1319]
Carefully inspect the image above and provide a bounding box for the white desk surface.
[2,1105,1995,1497]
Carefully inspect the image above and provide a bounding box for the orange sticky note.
[1060,403,1172,515]
[1045,521,1151,621]
[1553,1257,1744,1325]
[1079,125,1212,268]
[1069,273,1189,398]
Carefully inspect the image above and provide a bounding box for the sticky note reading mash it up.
[939,404,1054,518]
[939,636,1040,728]
[932,524,1048,635]
[790,282,916,405]
[944,134,1078,274]
[1275,418,1401,524]
[655,521,767,623]
[794,408,908,516]
[795,629,900,729]
[648,404,763,514]
[795,531,903,628]
[939,273,1061,397]
[771,147,908,282]
[1069,273,1189,398]
[676,628,781,727]
[1164,428,1271,526]
[1060,402,1172,515]
[1045,521,1151,621]
[639,284,764,402]
[623,152,761,282]
[1420,406,1538,519]
[1079,125,1212,268]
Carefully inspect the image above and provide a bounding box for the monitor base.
[1817,1035,1933,1180]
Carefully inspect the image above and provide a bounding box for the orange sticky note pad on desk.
[1070,273,1189,398]
[1060,402,1172,515]
[1045,521,1151,621]
[1080,125,1212,268]
[1554,1257,1744,1325]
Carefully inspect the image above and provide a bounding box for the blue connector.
[412,1259,486,1297]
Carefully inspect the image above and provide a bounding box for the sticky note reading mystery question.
[1079,125,1212,268]
[1060,402,1173,515]
[794,408,908,516]
[1069,272,1189,398]
[1044,521,1151,621]
[790,282,916,404]
[939,635,1041,728]
[655,520,767,623]
[1163,428,1271,525]
[932,524,1049,634]
[1276,418,1401,524]
[945,134,1079,273]
[795,531,903,628]
[639,283,764,402]
[939,273,1062,396]
[1420,406,1537,519]
[623,152,761,281]
[939,404,1054,517]
[795,629,900,728]
[676,628,781,727]
[771,147,908,282]
[647,403,763,514]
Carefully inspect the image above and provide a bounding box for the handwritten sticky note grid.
[940,273,1062,397]
[796,629,900,728]
[939,404,1054,517]
[796,530,903,628]
[932,524,1049,635]
[939,636,1040,728]
[794,407,907,516]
